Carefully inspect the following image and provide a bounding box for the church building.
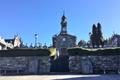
[52,14,76,56]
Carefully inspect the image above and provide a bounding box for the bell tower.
[60,13,67,34]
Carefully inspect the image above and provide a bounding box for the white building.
[0,35,21,50]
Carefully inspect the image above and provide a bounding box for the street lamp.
[34,34,38,48]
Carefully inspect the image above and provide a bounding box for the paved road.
[0,75,120,80]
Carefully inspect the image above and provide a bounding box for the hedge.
[68,47,120,56]
[0,48,50,57]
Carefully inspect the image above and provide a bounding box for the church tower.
[52,13,76,56]
[60,14,67,34]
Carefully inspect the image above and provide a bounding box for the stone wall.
[69,55,120,74]
[0,56,50,75]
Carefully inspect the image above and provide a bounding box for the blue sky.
[0,0,120,46]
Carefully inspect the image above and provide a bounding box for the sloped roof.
[5,39,14,44]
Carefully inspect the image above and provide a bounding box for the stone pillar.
[38,56,50,73]
[104,69,106,74]
[69,56,82,73]
[4,70,6,75]
[118,55,120,74]
[17,69,19,74]
[28,56,50,74]
[28,57,38,74]
[81,57,93,74]
[118,69,120,74]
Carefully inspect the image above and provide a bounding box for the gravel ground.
[0,75,120,80]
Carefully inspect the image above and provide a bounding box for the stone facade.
[53,34,76,56]
[1,48,120,75]
[0,49,50,75]
[0,56,50,75]
[69,48,120,74]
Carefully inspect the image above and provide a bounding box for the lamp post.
[34,34,38,48]
[89,32,92,48]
